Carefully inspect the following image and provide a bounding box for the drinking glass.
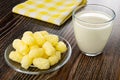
[72,4,116,56]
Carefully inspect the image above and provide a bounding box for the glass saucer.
[4,36,72,75]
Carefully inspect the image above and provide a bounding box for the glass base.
[82,52,102,56]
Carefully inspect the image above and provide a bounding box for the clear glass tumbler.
[72,4,116,56]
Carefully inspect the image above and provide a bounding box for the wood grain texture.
[1,0,120,80]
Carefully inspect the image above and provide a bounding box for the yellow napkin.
[12,0,87,26]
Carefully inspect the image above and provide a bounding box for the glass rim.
[72,4,116,24]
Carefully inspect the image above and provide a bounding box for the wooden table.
[1,0,120,80]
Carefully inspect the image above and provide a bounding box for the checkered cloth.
[12,0,86,26]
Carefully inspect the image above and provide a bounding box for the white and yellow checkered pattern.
[12,0,86,26]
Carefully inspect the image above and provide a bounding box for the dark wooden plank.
[0,0,25,36]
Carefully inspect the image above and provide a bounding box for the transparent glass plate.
[4,36,72,75]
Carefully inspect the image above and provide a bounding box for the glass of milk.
[72,4,116,56]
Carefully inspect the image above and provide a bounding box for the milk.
[73,11,113,53]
